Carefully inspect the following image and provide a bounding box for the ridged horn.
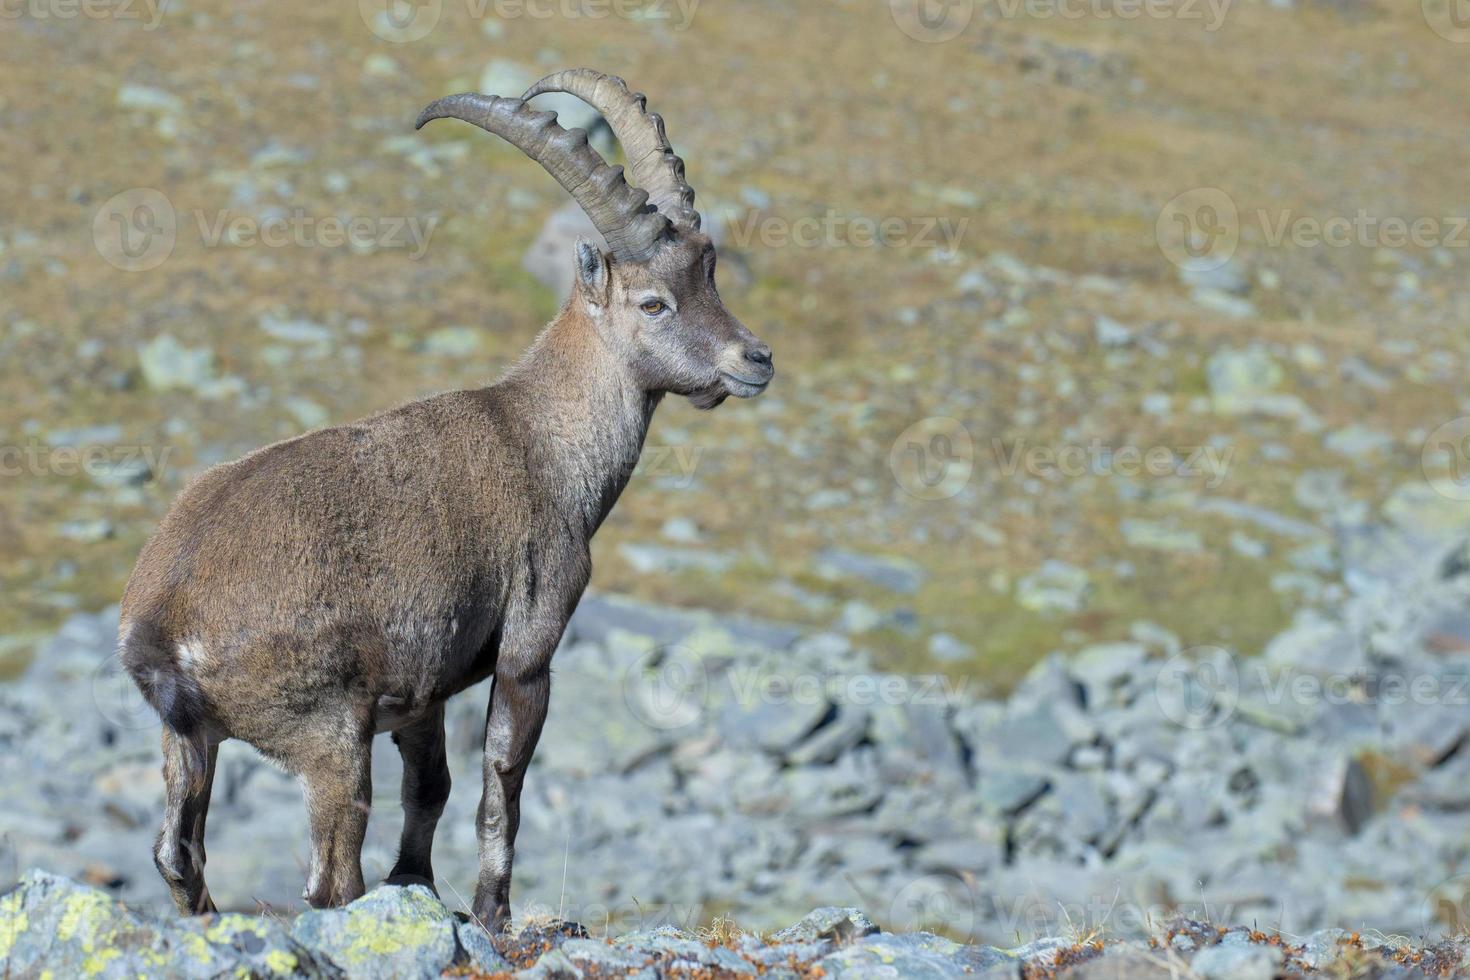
[522,69,701,232]
[416,92,670,262]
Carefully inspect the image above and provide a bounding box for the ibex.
[120,69,773,930]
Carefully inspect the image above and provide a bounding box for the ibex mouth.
[720,372,771,397]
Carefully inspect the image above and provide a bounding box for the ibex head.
[417,69,773,410]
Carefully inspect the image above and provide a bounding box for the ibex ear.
[574,238,609,307]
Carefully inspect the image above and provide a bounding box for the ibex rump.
[120,69,772,930]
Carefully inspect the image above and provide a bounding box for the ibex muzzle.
[121,69,771,930]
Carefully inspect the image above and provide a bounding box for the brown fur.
[121,231,772,925]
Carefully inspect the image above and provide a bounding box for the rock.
[139,334,217,392]
[524,202,609,300]
[928,632,975,663]
[455,920,513,974]
[977,766,1049,815]
[1060,948,1171,978]
[1384,481,1470,537]
[771,907,879,945]
[817,933,1019,979]
[618,542,734,575]
[1016,561,1092,614]
[420,326,481,357]
[0,871,334,978]
[259,314,334,351]
[717,678,830,753]
[787,704,869,765]
[1093,315,1133,347]
[284,397,329,430]
[1304,755,1373,836]
[816,548,927,594]
[58,518,116,543]
[1324,424,1392,458]
[1119,519,1203,553]
[485,59,605,139]
[1190,940,1283,980]
[291,884,459,979]
[117,83,183,113]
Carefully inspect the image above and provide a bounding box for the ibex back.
[120,69,773,930]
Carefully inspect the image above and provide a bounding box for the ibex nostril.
[745,345,773,368]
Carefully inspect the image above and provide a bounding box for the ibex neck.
[497,308,660,536]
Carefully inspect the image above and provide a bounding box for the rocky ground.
[7,871,1470,978]
[7,511,1470,952]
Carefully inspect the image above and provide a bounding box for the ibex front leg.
[471,618,561,932]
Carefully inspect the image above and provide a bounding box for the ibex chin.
[121,69,773,929]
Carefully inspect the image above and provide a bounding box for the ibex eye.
[640,300,667,316]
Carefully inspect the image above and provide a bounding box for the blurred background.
[4,0,1470,947]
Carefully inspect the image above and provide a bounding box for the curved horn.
[522,69,701,232]
[416,93,670,262]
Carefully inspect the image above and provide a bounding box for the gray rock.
[1121,518,1204,553]
[1190,940,1283,980]
[0,871,336,978]
[618,543,735,576]
[291,884,458,979]
[816,548,927,594]
[927,632,975,663]
[1207,345,1284,415]
[456,920,513,973]
[977,766,1049,816]
[787,704,869,765]
[771,907,879,945]
[1093,315,1133,347]
[717,681,830,753]
[1303,755,1373,836]
[1016,561,1091,614]
[139,334,217,392]
[817,933,1019,979]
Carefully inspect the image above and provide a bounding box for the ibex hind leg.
[155,731,219,915]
